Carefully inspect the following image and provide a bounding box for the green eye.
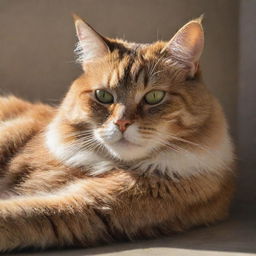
[95,90,114,104]
[144,90,165,105]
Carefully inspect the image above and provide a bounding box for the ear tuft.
[164,16,205,77]
[195,14,204,24]
[72,13,81,23]
[73,15,109,66]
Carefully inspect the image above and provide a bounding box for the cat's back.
[0,96,55,167]
[0,95,54,121]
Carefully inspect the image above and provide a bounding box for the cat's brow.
[80,89,93,94]
[134,66,149,89]
[134,65,143,83]
[121,56,134,87]
[107,68,119,88]
[107,55,134,88]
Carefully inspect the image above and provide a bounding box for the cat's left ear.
[73,15,109,67]
[163,16,204,77]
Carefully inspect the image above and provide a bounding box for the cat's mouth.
[100,134,149,161]
[115,138,141,147]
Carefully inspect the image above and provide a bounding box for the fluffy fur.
[0,16,235,252]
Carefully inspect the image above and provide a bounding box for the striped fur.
[0,17,235,252]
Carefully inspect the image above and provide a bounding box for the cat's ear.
[73,15,109,66]
[163,16,204,77]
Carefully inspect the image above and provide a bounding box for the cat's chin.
[105,139,149,162]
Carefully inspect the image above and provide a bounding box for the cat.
[0,15,235,252]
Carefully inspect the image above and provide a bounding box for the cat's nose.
[115,119,133,132]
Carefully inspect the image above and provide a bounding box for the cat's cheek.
[80,97,111,126]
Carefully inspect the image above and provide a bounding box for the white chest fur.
[131,135,234,178]
[45,120,233,178]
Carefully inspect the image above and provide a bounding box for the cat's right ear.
[162,16,204,78]
[73,15,109,67]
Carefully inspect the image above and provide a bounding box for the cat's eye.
[144,90,165,105]
[95,90,114,104]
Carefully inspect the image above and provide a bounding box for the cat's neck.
[130,134,233,178]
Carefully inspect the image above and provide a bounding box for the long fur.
[0,18,235,252]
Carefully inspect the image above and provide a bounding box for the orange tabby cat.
[0,16,235,252]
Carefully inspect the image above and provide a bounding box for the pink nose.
[115,119,133,132]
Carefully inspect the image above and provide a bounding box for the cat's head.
[53,16,214,164]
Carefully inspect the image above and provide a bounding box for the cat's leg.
[0,174,131,252]
[0,180,104,251]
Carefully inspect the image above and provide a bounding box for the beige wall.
[1,1,250,202]
[238,0,256,203]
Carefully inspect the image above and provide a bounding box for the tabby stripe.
[93,209,115,241]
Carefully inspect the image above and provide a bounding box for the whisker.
[153,131,223,168]
[153,130,211,153]
[149,55,166,77]
[151,69,166,78]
